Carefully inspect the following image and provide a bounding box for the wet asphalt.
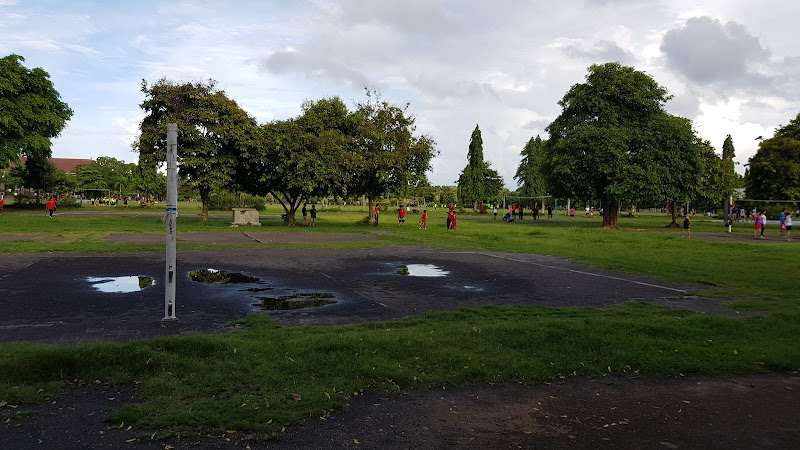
[0,245,709,345]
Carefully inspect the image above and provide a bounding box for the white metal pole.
[163,123,178,324]
[728,194,733,233]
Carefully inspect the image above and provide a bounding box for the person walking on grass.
[420,209,428,230]
[310,204,317,227]
[46,196,57,218]
[682,213,691,237]
[760,210,767,238]
[785,212,792,241]
[302,203,308,227]
[374,205,380,227]
[398,206,406,227]
[493,205,497,220]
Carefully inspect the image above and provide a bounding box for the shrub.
[209,194,267,211]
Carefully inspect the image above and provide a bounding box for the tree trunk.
[602,198,619,228]
[669,201,680,227]
[368,196,374,223]
[200,186,211,223]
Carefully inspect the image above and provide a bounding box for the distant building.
[16,157,93,174]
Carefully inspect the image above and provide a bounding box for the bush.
[209,194,267,211]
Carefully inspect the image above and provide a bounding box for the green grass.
[1,204,799,440]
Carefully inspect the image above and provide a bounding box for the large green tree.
[544,62,704,228]
[457,125,502,211]
[745,112,800,200]
[236,97,356,225]
[75,156,136,195]
[514,135,548,197]
[134,78,256,222]
[0,54,73,167]
[350,92,437,221]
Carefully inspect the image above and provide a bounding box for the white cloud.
[2,0,797,188]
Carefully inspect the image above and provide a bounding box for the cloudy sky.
[2,0,798,188]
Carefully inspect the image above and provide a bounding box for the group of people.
[494,203,555,222]
[369,205,433,230]
[752,209,793,241]
[301,203,317,227]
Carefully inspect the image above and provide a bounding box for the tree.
[134,78,257,222]
[514,135,549,197]
[350,91,437,221]
[745,112,800,200]
[720,134,737,221]
[76,156,136,195]
[0,54,73,167]
[236,97,356,225]
[457,125,503,211]
[544,62,703,228]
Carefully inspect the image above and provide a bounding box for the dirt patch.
[3,374,797,449]
[691,232,796,243]
[103,231,376,244]
[0,233,67,243]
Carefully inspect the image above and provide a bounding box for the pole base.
[161,317,179,326]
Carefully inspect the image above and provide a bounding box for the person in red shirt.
[398,206,406,226]
[0,196,4,214]
[374,205,379,227]
[46,197,57,218]
[419,209,427,230]
[450,211,457,230]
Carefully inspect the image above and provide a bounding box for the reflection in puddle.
[397,264,449,277]
[88,276,154,293]
[190,269,262,284]
[253,293,337,310]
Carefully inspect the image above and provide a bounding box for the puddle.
[253,293,337,310]
[87,276,154,293]
[397,264,449,277]
[190,269,262,284]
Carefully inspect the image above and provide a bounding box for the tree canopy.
[134,78,257,221]
[514,135,548,197]
[0,54,73,167]
[544,62,705,227]
[235,97,356,225]
[350,91,437,220]
[745,111,800,200]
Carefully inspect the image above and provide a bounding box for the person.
[310,204,317,227]
[760,210,767,238]
[547,204,553,220]
[585,206,590,217]
[753,211,763,239]
[518,204,524,220]
[785,212,792,241]
[780,209,787,237]
[420,209,428,229]
[374,205,379,227]
[398,206,406,227]
[302,203,308,227]
[123,197,128,209]
[0,195,4,214]
[682,213,691,237]
[493,205,497,220]
[569,207,575,219]
[447,205,454,230]
[449,211,457,230]
[508,204,514,219]
[46,196,57,218]
[533,204,539,221]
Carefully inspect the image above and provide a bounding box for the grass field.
[1,203,798,440]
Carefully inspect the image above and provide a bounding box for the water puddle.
[253,293,337,310]
[88,276,154,293]
[190,269,262,284]
[397,264,449,277]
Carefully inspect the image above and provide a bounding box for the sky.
[2,0,799,188]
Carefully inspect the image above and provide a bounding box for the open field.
[1,203,798,448]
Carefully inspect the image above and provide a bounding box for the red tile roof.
[16,157,94,173]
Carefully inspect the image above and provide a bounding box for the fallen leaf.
[126,438,137,443]
[126,425,132,431]
[266,419,273,424]
[292,393,302,401]
[354,439,361,444]
[117,422,124,429]
[324,392,331,399]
